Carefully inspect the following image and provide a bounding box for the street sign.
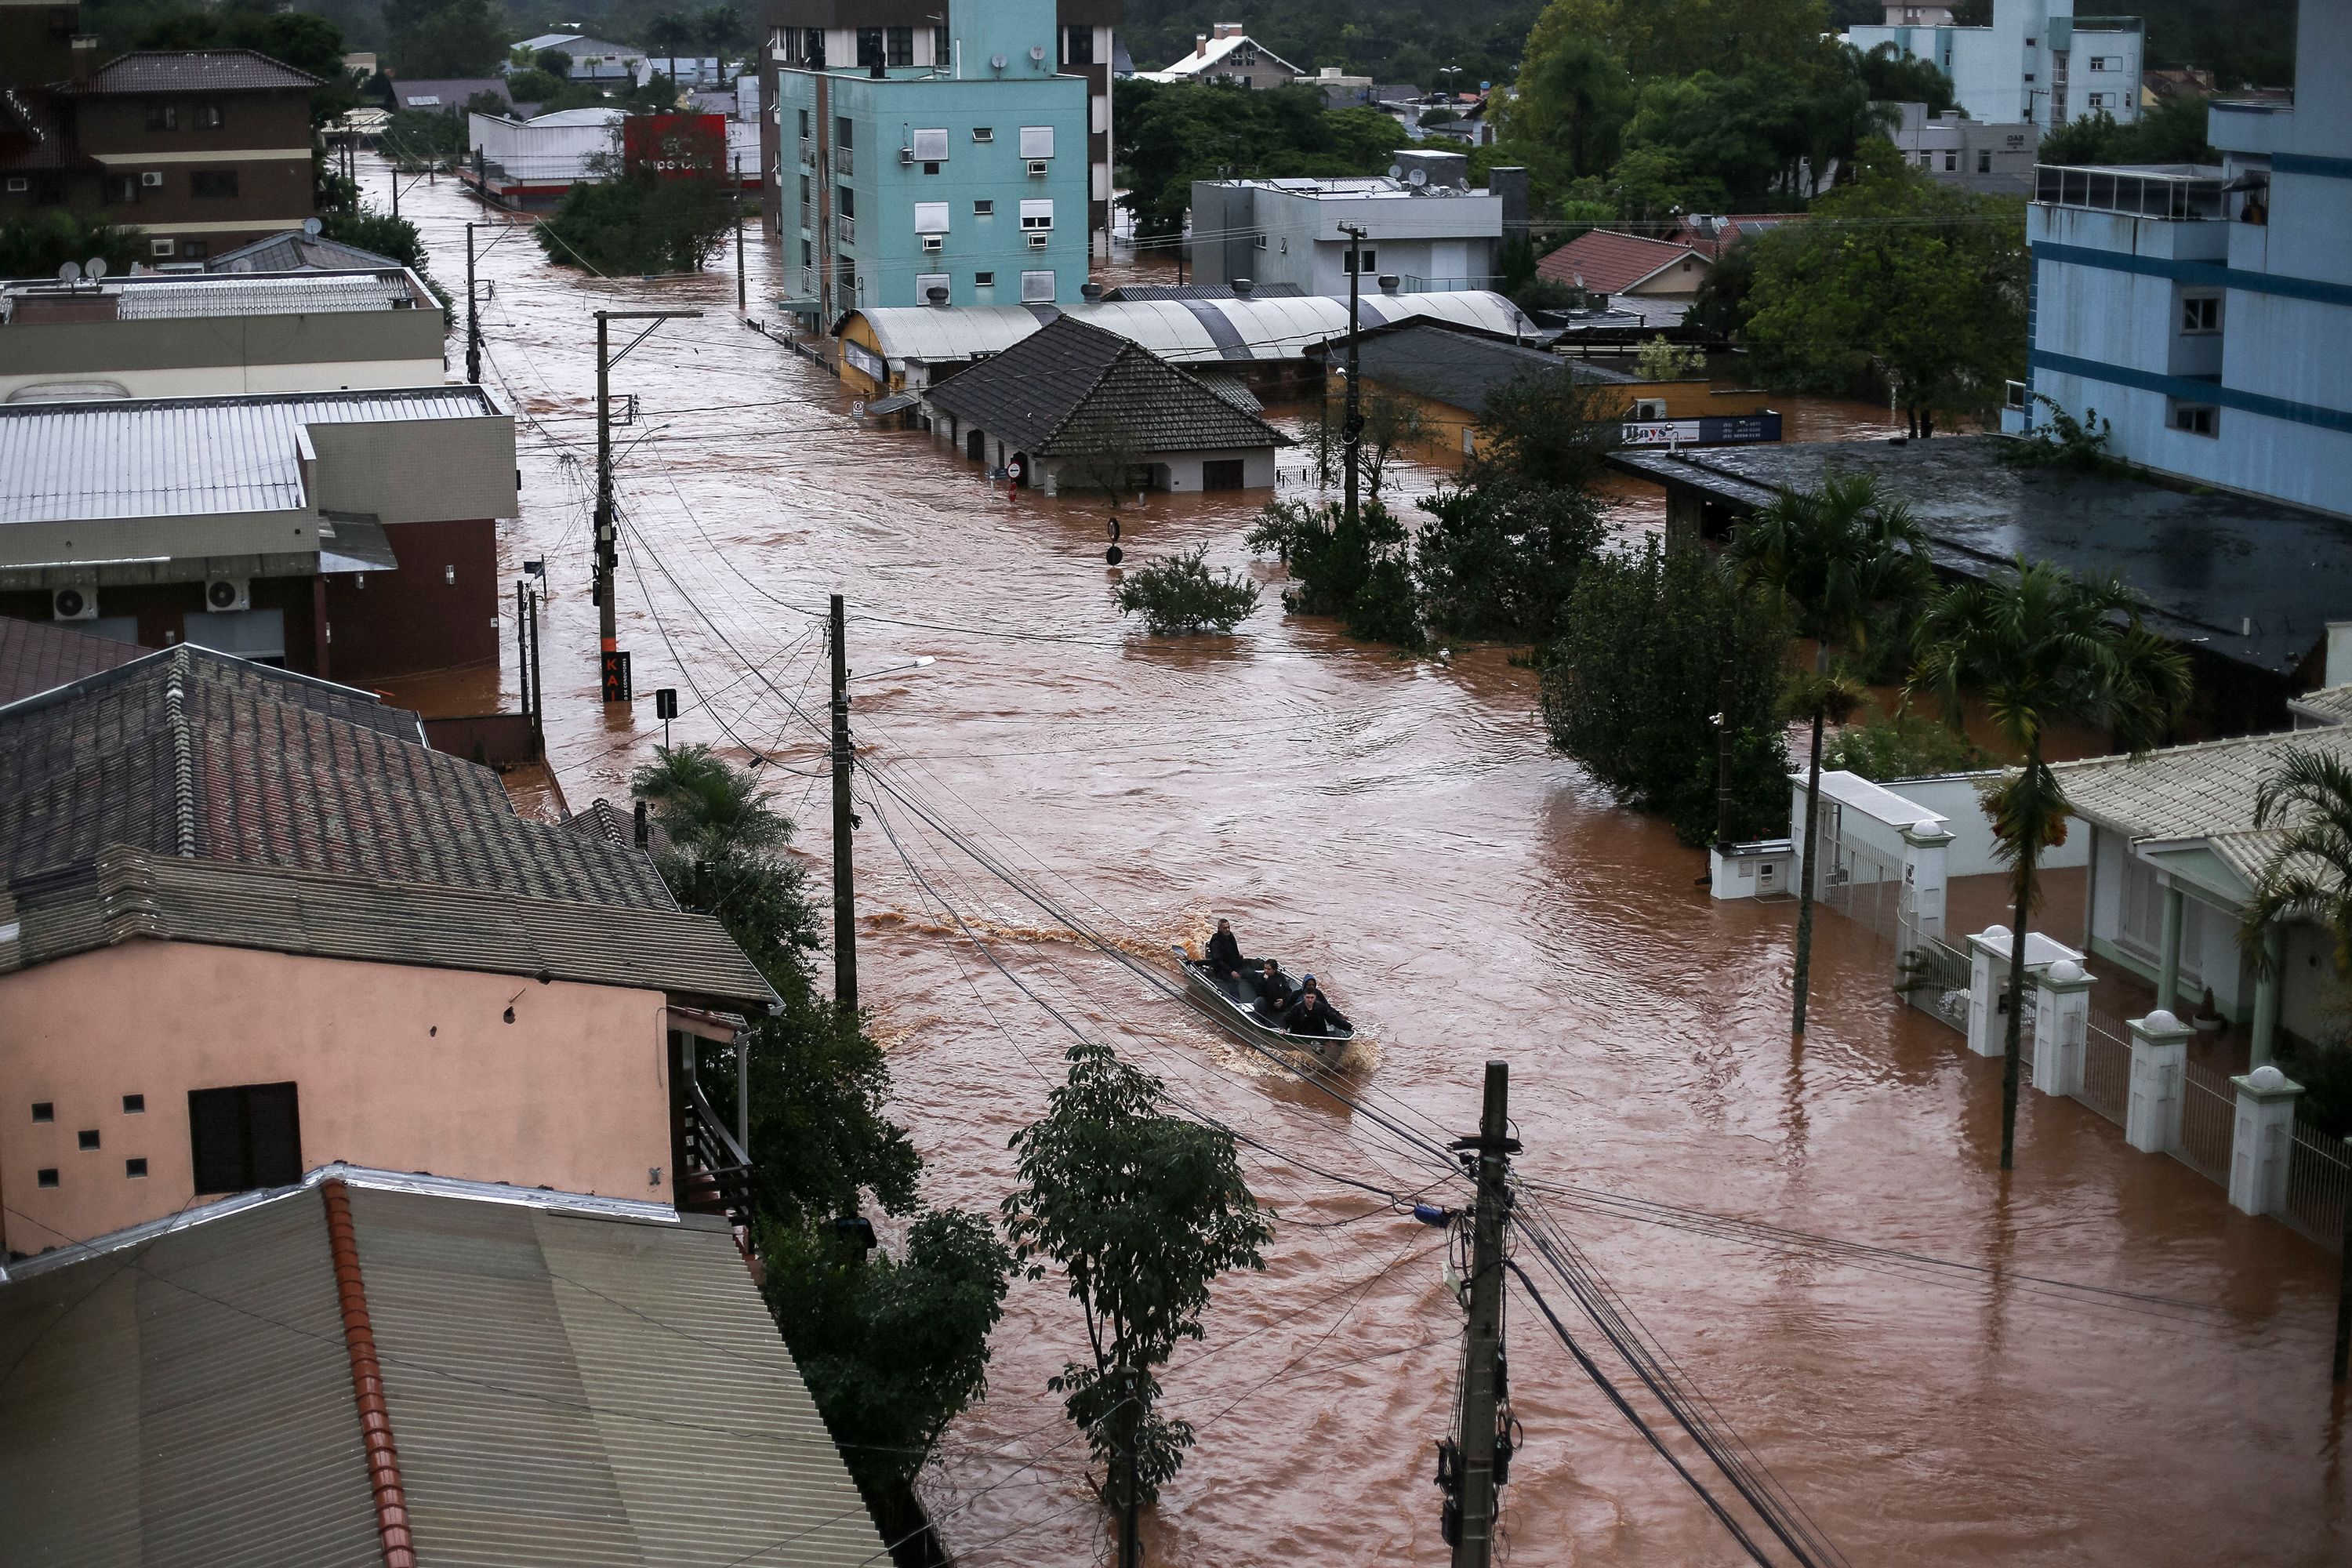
[601,649,633,703]
[654,688,678,720]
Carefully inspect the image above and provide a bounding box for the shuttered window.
[187,1082,302,1194]
[1018,125,1054,158]
[914,201,950,232]
[1019,198,1054,229]
[912,127,949,161]
[1021,269,1056,303]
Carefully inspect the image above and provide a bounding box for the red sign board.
[621,113,726,177]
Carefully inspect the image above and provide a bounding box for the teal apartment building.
[766,0,1092,320]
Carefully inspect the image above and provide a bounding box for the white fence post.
[2125,1010,2194,1154]
[2227,1064,2304,1217]
[2032,958,2093,1098]
[1965,925,2010,1059]
[1900,822,1953,946]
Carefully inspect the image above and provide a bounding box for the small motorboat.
[1172,946,1355,1069]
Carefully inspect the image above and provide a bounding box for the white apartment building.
[1883,100,2041,193]
[1849,0,2142,132]
[2005,0,2350,519]
[1190,151,1512,297]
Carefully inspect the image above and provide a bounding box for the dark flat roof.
[1611,434,2352,677]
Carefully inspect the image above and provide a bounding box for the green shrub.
[1414,479,1606,645]
[1822,709,1987,782]
[0,212,143,279]
[535,166,737,274]
[1247,497,1424,648]
[1113,546,1260,635]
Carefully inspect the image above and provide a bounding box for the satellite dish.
[303,216,324,237]
[85,256,107,281]
[1386,163,1402,179]
[56,261,81,285]
[1407,168,1427,187]
[989,53,1007,70]
[1029,44,1045,60]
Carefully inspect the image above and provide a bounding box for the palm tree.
[2241,746,2352,979]
[1726,471,1934,1040]
[631,742,793,859]
[1911,559,2190,1171]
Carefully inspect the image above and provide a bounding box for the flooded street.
[382,162,2350,1566]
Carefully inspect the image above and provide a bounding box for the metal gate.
[1814,800,1902,943]
[1895,933,1972,1033]
[2281,1116,2352,1254]
[2078,1018,2131,1125]
[2171,1058,2235,1183]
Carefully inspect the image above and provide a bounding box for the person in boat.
[1252,960,1294,1020]
[1205,919,1247,993]
[1284,978,1349,1035]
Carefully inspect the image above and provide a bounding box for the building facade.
[757,0,1117,256]
[1848,0,2142,132]
[2005,0,2350,519]
[1192,151,1508,297]
[1883,100,2040,193]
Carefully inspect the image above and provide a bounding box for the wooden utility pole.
[592,309,699,694]
[829,593,859,1026]
[1116,1365,1142,1568]
[1340,223,1366,527]
[734,154,747,311]
[464,221,482,384]
[2336,1198,2351,1381]
[1453,1060,1516,1568]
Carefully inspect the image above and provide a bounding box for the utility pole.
[734,154,747,312]
[829,593,859,1028]
[464,222,482,384]
[2336,1196,2350,1381]
[1339,223,1366,528]
[525,577,543,759]
[1452,1060,1517,1568]
[593,309,700,693]
[1117,1364,1143,1568]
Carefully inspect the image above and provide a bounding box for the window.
[78,1128,99,1150]
[191,169,238,199]
[804,29,822,67]
[1021,268,1056,303]
[972,126,994,143]
[31,1101,53,1123]
[933,24,949,60]
[124,1094,145,1113]
[801,238,813,265]
[1920,151,1934,168]
[836,115,853,148]
[126,1158,148,1178]
[1065,25,1094,67]
[180,239,206,260]
[1341,248,1378,273]
[1978,147,1993,174]
[103,173,139,204]
[187,1082,302,1194]
[1018,125,1054,158]
[195,103,223,129]
[2087,92,2109,108]
[1019,198,1054,229]
[913,127,949,162]
[4,176,24,192]
[798,107,810,136]
[914,200,950,232]
[37,1168,58,1189]
[1944,149,1958,171]
[2172,402,2218,436]
[975,270,995,286]
[856,27,884,67]
[974,198,994,216]
[146,103,178,132]
[1203,459,1245,491]
[885,26,913,66]
[2180,294,2222,333]
[2089,56,2111,70]
[1254,234,1268,249]
[837,184,855,217]
[150,238,175,257]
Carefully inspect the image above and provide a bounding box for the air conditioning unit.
[1026,231,1049,249]
[1026,159,1049,176]
[204,577,251,612]
[898,147,914,165]
[920,234,943,252]
[140,170,163,187]
[52,585,97,621]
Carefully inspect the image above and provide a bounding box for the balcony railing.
[839,213,855,245]
[1396,274,1505,294]
[678,1080,754,1230]
[2033,163,2227,220]
[797,135,813,164]
[836,144,853,176]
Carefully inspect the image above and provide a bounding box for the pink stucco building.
[0,639,775,1258]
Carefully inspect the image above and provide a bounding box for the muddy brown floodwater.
[376,160,2350,1566]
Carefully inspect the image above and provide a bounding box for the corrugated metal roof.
[0,1189,382,1567]
[0,387,503,524]
[0,1181,885,1568]
[206,233,408,273]
[67,49,325,95]
[106,273,420,319]
[857,290,1540,368]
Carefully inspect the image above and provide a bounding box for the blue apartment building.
[768,0,1090,320]
[2007,0,2350,518]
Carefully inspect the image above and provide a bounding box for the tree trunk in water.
[1999,791,2042,1172]
[1791,707,1827,1040]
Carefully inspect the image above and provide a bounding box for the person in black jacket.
[1252,960,1294,1020]
[1283,985,1348,1035]
[1205,919,1247,994]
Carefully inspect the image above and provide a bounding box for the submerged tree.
[1003,1042,1272,1505]
[1910,561,2190,1170]
[1414,477,1608,645]
[1726,471,1933,1040]
[1247,497,1424,648]
[1113,546,1261,635]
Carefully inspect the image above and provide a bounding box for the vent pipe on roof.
[927,285,949,306]
[1232,277,1254,296]
[1377,274,1399,295]
[1080,281,1105,300]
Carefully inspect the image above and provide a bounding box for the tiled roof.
[0,615,141,706]
[1310,320,1623,416]
[2,844,776,1010]
[0,87,97,172]
[65,49,325,95]
[0,644,677,910]
[923,314,1288,457]
[2286,684,2352,727]
[0,386,503,525]
[2055,724,2352,841]
[0,1174,886,1565]
[1535,230,1709,294]
[205,231,408,273]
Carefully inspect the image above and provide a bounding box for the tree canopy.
[1116,79,1410,238]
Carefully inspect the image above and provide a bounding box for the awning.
[862,393,919,416]
[318,514,398,573]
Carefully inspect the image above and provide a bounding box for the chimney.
[1215,23,1244,39]
[70,34,98,82]
[633,800,650,848]
[1196,34,1208,56]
